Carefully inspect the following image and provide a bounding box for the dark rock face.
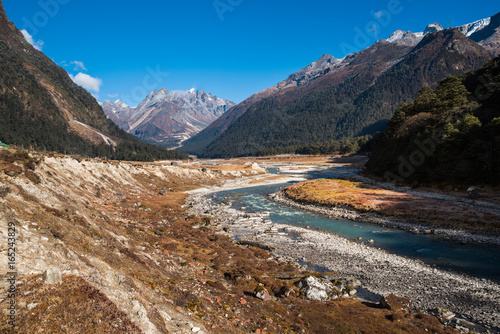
[470,12,500,57]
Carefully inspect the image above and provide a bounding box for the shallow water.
[213,168,500,282]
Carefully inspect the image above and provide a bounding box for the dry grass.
[284,179,500,234]
[0,275,141,334]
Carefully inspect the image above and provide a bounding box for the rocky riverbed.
[186,182,500,333]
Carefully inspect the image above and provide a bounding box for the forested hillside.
[0,1,186,161]
[365,57,500,185]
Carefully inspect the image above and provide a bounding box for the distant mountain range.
[0,0,186,161]
[102,89,234,149]
[180,13,500,158]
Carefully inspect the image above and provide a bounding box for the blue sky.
[3,0,499,106]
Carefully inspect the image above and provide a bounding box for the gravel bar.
[187,188,500,333]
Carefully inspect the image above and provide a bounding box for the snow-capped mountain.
[102,89,235,148]
[423,22,444,35]
[385,17,492,45]
[386,30,422,46]
[101,99,133,130]
[469,12,500,57]
[459,18,491,37]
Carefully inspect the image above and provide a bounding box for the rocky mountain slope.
[0,0,185,161]
[182,14,498,158]
[102,89,235,149]
[470,12,500,57]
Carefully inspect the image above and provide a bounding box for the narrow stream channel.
[212,167,500,283]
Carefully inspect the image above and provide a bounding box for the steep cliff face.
[0,1,185,160]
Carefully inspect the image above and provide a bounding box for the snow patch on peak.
[114,99,129,108]
[385,30,422,46]
[459,17,491,37]
[386,30,405,43]
[424,22,444,35]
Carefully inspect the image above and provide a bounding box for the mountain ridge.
[183,23,493,158]
[181,13,499,158]
[102,88,234,148]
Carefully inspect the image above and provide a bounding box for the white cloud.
[108,93,119,98]
[21,29,44,51]
[70,73,103,92]
[70,61,87,71]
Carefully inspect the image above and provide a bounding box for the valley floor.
[0,150,495,333]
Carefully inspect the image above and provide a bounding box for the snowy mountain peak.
[387,16,492,44]
[424,22,444,35]
[385,30,422,46]
[458,17,491,37]
[102,88,236,148]
[386,30,405,43]
[114,99,129,108]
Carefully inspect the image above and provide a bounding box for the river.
[212,166,500,283]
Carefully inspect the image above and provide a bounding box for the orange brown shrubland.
[283,179,500,235]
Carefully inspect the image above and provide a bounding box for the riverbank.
[278,178,500,246]
[186,175,500,333]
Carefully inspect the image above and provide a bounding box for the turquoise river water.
[212,168,500,282]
